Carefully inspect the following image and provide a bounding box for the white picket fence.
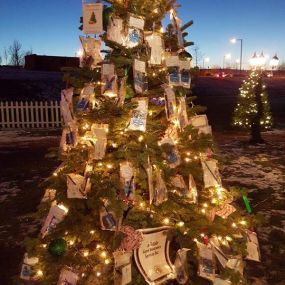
[0,101,61,129]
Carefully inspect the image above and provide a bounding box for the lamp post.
[230,38,243,72]
[203,57,210,69]
[223,53,231,69]
[270,53,279,76]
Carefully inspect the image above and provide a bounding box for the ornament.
[119,226,143,251]
[242,194,252,214]
[48,238,67,257]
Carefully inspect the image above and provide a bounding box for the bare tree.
[9,40,24,66]
[3,47,9,65]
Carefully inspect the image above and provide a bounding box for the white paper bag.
[41,188,57,203]
[83,3,103,34]
[164,85,177,121]
[107,17,125,45]
[113,251,133,285]
[201,159,222,188]
[145,33,164,65]
[166,56,180,67]
[174,248,190,284]
[57,267,78,285]
[154,167,168,206]
[133,59,148,94]
[188,174,198,203]
[79,36,102,68]
[89,123,108,160]
[67,173,87,199]
[41,203,68,238]
[197,242,216,281]
[190,115,208,128]
[101,63,118,98]
[246,230,261,262]
[177,97,189,130]
[20,254,39,280]
[128,98,148,132]
[120,162,135,201]
[129,15,145,30]
[61,88,74,125]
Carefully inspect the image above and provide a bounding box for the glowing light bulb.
[106,164,113,169]
[163,218,170,225]
[101,251,107,258]
[90,230,95,235]
[232,222,237,228]
[138,135,144,142]
[104,258,111,264]
[240,220,247,226]
[69,240,75,246]
[96,272,101,277]
[177,221,185,227]
[36,270,43,277]
[83,250,89,257]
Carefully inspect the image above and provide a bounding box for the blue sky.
[0,0,284,68]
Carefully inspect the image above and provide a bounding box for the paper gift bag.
[79,36,102,68]
[197,242,216,281]
[145,33,164,65]
[100,205,117,231]
[20,254,39,280]
[177,97,189,130]
[153,167,168,206]
[41,203,68,238]
[165,55,180,67]
[89,123,108,160]
[169,67,180,86]
[101,63,118,98]
[128,97,148,132]
[174,248,190,284]
[107,17,125,45]
[83,2,103,34]
[77,84,95,112]
[180,69,191,89]
[201,159,222,188]
[120,162,135,201]
[61,88,74,126]
[133,59,148,94]
[164,85,177,121]
[57,267,78,285]
[41,188,57,203]
[67,173,88,199]
[190,115,209,128]
[188,174,198,203]
[124,15,145,48]
[113,251,133,285]
[246,230,261,262]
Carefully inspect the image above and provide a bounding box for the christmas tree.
[233,70,273,143]
[19,1,261,285]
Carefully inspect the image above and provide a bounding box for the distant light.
[225,53,231,59]
[230,38,237,44]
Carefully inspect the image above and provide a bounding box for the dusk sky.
[1,0,284,68]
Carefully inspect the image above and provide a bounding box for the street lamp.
[223,53,231,69]
[203,57,210,69]
[270,53,279,70]
[249,52,267,70]
[230,38,243,72]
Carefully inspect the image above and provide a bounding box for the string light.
[90,230,95,235]
[36,270,43,277]
[138,135,144,142]
[163,218,170,225]
[177,221,185,227]
[83,250,89,257]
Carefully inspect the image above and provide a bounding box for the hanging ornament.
[119,226,143,251]
[177,96,189,130]
[117,76,128,106]
[60,122,78,154]
[83,2,103,34]
[67,173,91,199]
[245,230,261,262]
[60,88,75,126]
[100,203,120,231]
[48,238,67,257]
[201,158,222,188]
[120,162,135,202]
[153,167,168,206]
[124,15,145,48]
[163,84,177,121]
[77,84,96,112]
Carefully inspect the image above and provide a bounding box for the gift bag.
[128,97,148,132]
[41,188,57,203]
[164,85,177,121]
[124,15,145,48]
[188,174,198,203]
[201,159,222,188]
[197,242,216,281]
[174,248,190,284]
[100,205,117,231]
[83,2,103,34]
[41,203,68,238]
[153,167,168,206]
[145,32,164,65]
[180,69,191,89]
[246,230,261,262]
[89,123,108,160]
[133,59,148,94]
[107,17,125,45]
[101,63,118,98]
[79,36,102,68]
[60,88,74,126]
[113,251,133,285]
[60,123,78,153]
[77,84,95,112]
[117,76,127,106]
[177,97,189,130]
[190,115,208,128]
[120,162,135,201]
[67,173,88,199]
[57,267,78,285]
[20,254,39,280]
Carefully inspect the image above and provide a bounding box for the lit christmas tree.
[19,1,260,285]
[233,63,273,143]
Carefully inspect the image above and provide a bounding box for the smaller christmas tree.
[233,71,273,143]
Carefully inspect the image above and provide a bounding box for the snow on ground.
[217,130,285,285]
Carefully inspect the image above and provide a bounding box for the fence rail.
[0,101,61,129]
